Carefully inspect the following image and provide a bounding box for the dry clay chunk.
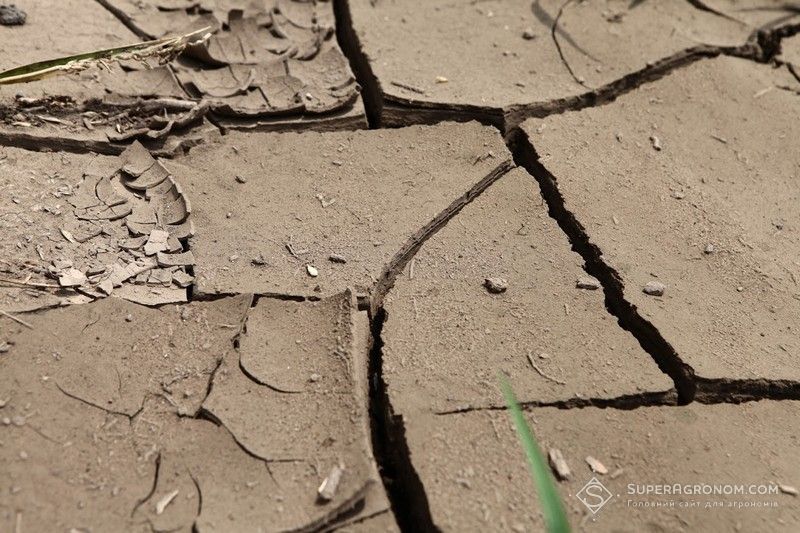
[348,0,746,113]
[201,291,389,529]
[525,55,800,384]
[383,168,671,411]
[403,401,800,531]
[179,121,513,297]
[0,0,215,153]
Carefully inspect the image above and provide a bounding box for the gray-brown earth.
[2,1,800,532]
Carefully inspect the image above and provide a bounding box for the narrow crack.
[94,0,154,39]
[372,159,515,309]
[333,0,384,128]
[131,452,161,517]
[506,128,697,404]
[695,378,800,403]
[684,0,746,24]
[189,473,203,533]
[550,0,592,88]
[365,160,516,532]
[366,308,439,533]
[435,390,679,414]
[55,381,145,420]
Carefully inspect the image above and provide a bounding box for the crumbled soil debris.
[525,56,800,384]
[383,169,671,410]
[179,122,512,298]
[100,0,366,131]
[0,142,194,312]
[404,402,800,531]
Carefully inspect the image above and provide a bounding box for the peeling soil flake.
[99,0,366,130]
[524,56,800,388]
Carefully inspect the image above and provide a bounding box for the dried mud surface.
[382,167,672,411]
[407,402,800,532]
[0,292,390,531]
[3,0,800,531]
[524,56,800,387]
[346,0,768,125]
[180,122,511,298]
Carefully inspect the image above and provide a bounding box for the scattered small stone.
[226,212,232,218]
[328,253,347,264]
[0,398,5,407]
[1,417,9,425]
[317,464,344,502]
[306,264,319,277]
[155,489,180,515]
[435,76,449,83]
[642,281,665,296]
[522,28,536,40]
[585,456,608,475]
[670,190,685,200]
[548,448,571,480]
[19,450,28,460]
[0,4,26,26]
[484,277,508,294]
[125,314,133,322]
[309,373,321,383]
[615,132,623,142]
[779,484,798,496]
[0,342,10,353]
[11,415,25,427]
[737,286,744,292]
[576,276,601,290]
[251,254,268,266]
[650,135,662,151]
[235,175,247,184]
[704,243,715,254]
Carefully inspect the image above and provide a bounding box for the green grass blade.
[500,375,571,533]
[0,27,210,85]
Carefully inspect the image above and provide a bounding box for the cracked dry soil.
[2,1,800,532]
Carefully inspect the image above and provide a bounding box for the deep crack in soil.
[506,127,698,404]
[333,0,383,128]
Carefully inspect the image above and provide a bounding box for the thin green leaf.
[0,27,211,85]
[500,375,571,533]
